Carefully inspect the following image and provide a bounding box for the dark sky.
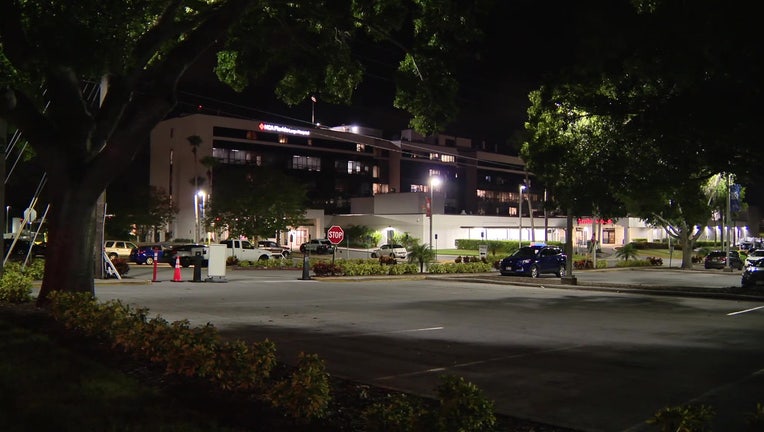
[176,1,580,154]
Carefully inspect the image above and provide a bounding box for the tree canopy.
[205,166,308,240]
[0,0,489,305]
[521,0,763,268]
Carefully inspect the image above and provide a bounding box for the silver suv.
[371,244,408,259]
[104,240,138,260]
[299,239,335,254]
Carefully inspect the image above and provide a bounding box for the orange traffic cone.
[171,256,182,282]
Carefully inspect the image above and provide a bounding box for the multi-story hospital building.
[148,113,750,251]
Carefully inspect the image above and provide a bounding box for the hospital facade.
[148,113,750,250]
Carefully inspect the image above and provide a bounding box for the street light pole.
[311,95,317,125]
[429,176,441,249]
[193,192,199,244]
[518,184,525,247]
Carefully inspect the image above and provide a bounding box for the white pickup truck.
[220,239,280,261]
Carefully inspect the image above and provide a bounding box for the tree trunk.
[37,183,98,306]
[676,224,698,270]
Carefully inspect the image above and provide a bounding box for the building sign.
[577,217,613,225]
[258,122,311,136]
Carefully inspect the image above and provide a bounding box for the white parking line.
[727,305,764,316]
[341,326,444,338]
[374,344,586,381]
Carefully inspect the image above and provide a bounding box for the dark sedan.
[129,244,168,265]
[163,244,209,268]
[499,244,567,278]
[703,250,743,270]
[3,238,46,259]
[741,257,764,288]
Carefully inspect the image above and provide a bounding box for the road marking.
[342,326,444,338]
[374,344,585,381]
[727,305,764,316]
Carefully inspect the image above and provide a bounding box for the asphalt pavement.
[63,263,764,431]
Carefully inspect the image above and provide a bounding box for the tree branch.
[0,0,36,69]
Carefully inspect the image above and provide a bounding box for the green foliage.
[615,243,639,261]
[435,375,496,432]
[0,266,33,303]
[362,393,427,432]
[343,225,381,248]
[204,165,309,240]
[107,186,178,241]
[391,232,419,251]
[2,0,486,300]
[428,262,492,274]
[746,402,764,430]
[646,404,715,432]
[46,291,330,418]
[407,243,437,273]
[268,352,331,421]
[455,239,549,255]
[312,262,344,276]
[2,259,44,280]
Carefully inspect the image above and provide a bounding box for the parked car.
[3,238,46,259]
[741,257,764,287]
[744,249,764,267]
[703,250,743,270]
[163,244,209,267]
[104,240,138,260]
[499,244,567,278]
[129,244,168,265]
[258,240,291,257]
[299,239,335,254]
[371,244,408,259]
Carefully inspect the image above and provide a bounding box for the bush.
[0,267,33,303]
[268,352,332,421]
[110,257,130,276]
[362,393,427,432]
[436,375,496,432]
[646,403,714,432]
[312,262,343,276]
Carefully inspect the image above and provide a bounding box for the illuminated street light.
[429,176,441,250]
[518,184,526,247]
[194,190,206,244]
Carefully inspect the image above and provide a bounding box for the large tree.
[522,0,763,268]
[0,0,486,306]
[205,166,308,240]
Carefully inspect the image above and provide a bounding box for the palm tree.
[615,242,639,261]
[408,243,437,273]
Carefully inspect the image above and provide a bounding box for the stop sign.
[327,225,344,245]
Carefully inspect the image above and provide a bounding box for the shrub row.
[41,291,500,431]
[0,260,44,303]
[47,291,331,421]
[311,259,494,277]
[312,260,420,276]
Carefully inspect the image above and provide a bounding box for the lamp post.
[311,95,317,125]
[193,192,199,244]
[518,184,526,247]
[429,176,441,249]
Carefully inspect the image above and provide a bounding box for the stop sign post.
[327,225,344,244]
[327,225,344,263]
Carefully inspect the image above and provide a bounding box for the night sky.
[176,1,581,155]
